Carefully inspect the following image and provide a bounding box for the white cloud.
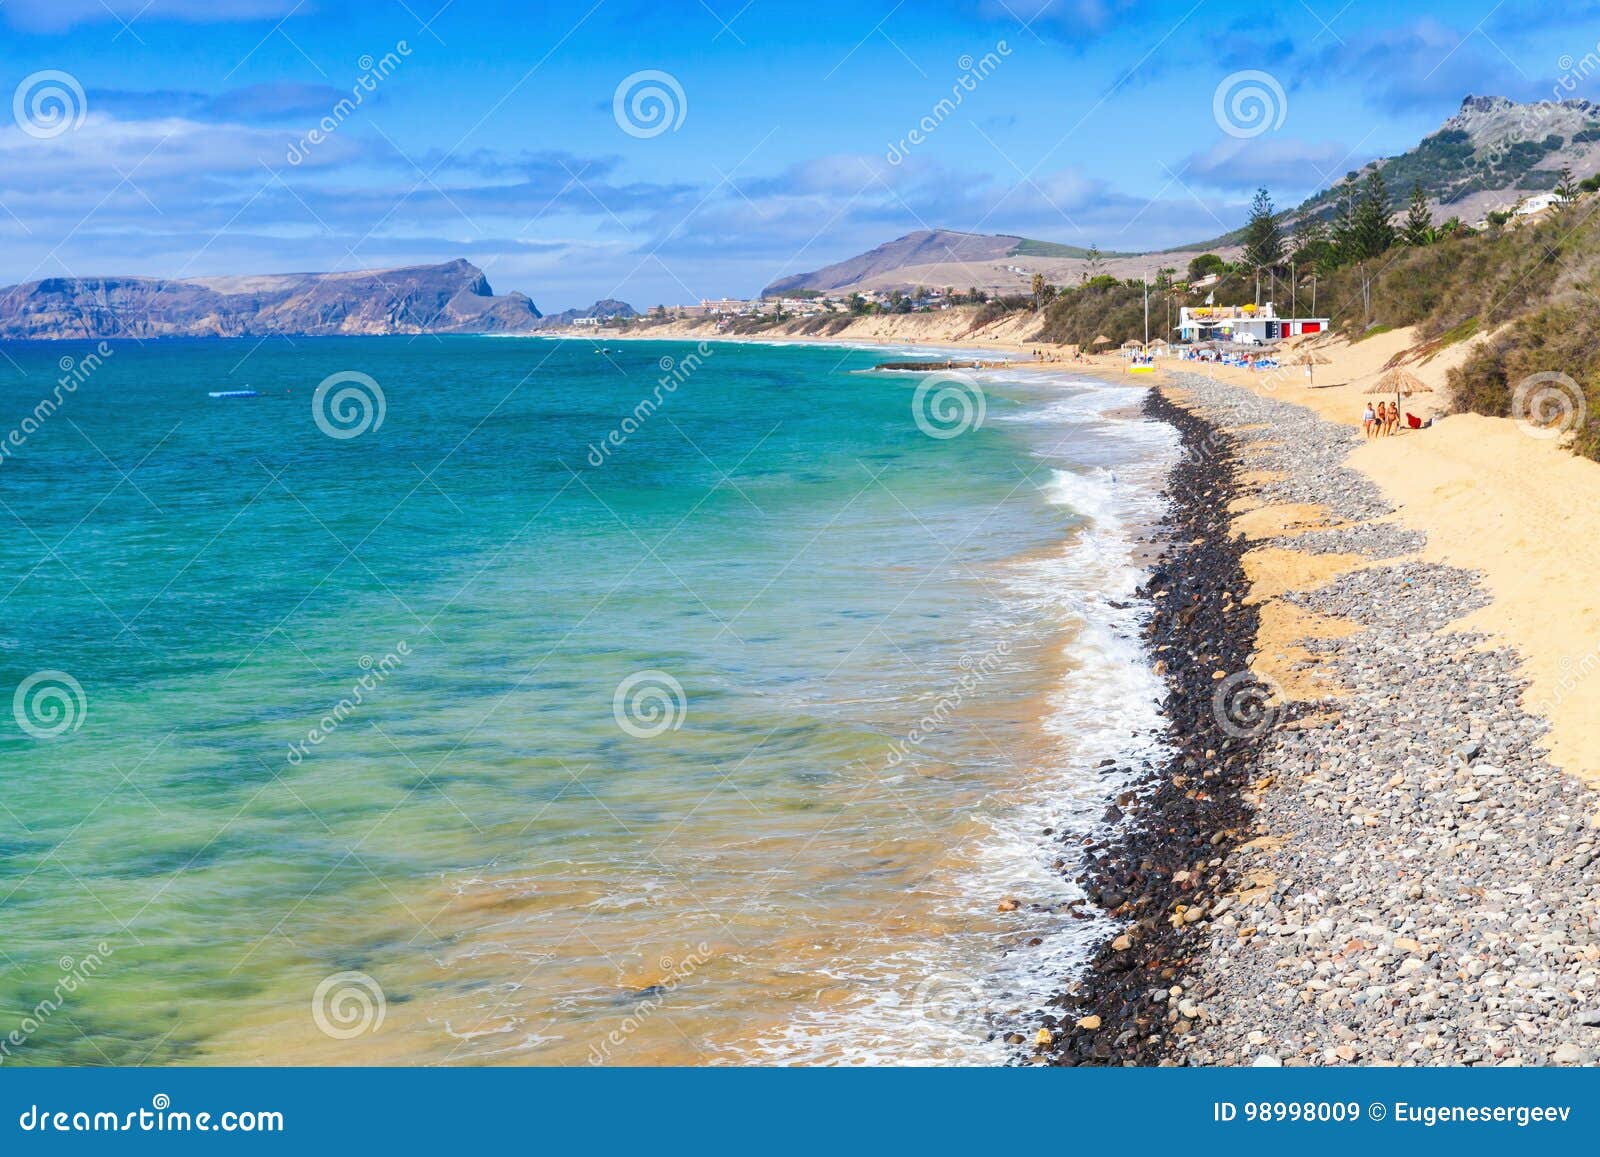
[1181,136,1366,193]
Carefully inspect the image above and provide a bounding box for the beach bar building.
[1176,303,1328,345]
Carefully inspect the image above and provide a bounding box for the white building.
[1515,192,1563,217]
[700,297,754,315]
[1176,302,1328,344]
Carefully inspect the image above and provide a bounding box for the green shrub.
[1447,299,1600,459]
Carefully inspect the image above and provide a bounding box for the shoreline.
[1049,368,1600,1067]
[531,329,1600,1065]
[1045,387,1272,1064]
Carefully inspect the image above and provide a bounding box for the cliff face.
[0,259,542,340]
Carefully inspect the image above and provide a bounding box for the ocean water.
[0,336,1176,1066]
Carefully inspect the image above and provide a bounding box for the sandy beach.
[1164,327,1600,791]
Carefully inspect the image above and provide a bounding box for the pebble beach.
[1050,368,1600,1067]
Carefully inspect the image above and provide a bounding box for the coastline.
[1048,366,1600,1067]
[528,313,1042,358]
[563,317,1600,789]
[1045,386,1270,1064]
[537,326,1600,1064]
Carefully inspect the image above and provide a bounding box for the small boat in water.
[208,389,260,398]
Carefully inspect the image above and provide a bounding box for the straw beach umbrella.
[1367,367,1432,424]
[1091,334,1113,348]
[1293,349,1330,386]
[1367,367,1430,403]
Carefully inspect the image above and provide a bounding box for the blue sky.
[0,0,1593,310]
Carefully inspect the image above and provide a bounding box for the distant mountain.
[0,259,541,340]
[764,230,1017,295]
[535,298,638,327]
[783,96,1600,299]
[1296,95,1600,223]
[761,228,1203,297]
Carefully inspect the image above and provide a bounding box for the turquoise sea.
[0,336,1175,1065]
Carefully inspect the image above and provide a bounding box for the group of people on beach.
[1363,399,1402,437]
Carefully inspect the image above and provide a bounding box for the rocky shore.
[1047,370,1600,1067]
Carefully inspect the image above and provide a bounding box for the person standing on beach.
[1363,401,1377,438]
